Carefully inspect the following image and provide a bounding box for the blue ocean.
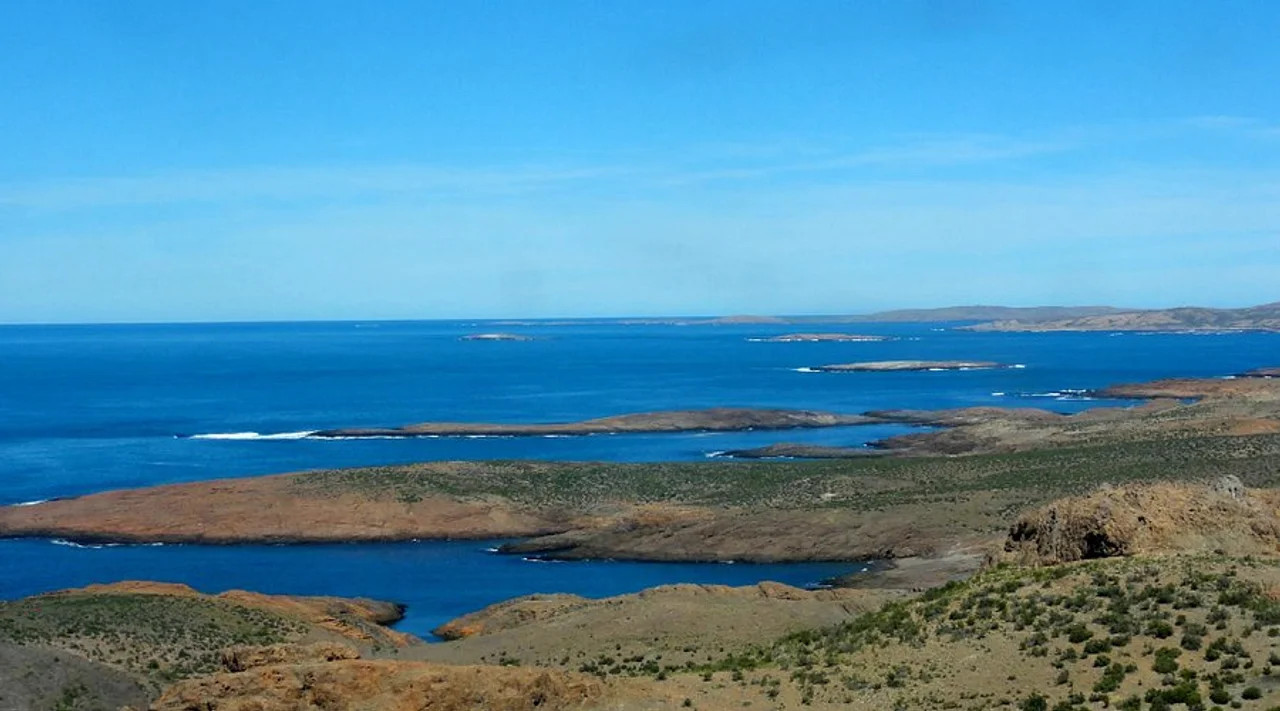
[0,320,1275,636]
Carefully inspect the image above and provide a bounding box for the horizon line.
[5,301,1277,328]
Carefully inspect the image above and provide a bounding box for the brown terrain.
[420,582,899,668]
[153,661,614,711]
[0,469,572,544]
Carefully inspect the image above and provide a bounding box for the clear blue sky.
[2,0,1278,323]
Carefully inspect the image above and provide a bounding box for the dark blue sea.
[0,320,1275,636]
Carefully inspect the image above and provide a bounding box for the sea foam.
[187,431,318,441]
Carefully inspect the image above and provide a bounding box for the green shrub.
[1152,647,1181,674]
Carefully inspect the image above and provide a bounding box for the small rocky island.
[459,333,536,341]
[808,360,1009,372]
[752,333,891,343]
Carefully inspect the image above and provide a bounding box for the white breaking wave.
[188,431,318,441]
[792,367,821,373]
[704,450,727,458]
[13,499,48,507]
[990,392,1006,397]
[1018,389,1095,401]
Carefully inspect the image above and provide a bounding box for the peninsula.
[7,372,1280,564]
[309,407,875,438]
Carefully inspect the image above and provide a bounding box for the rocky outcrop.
[220,642,360,672]
[153,661,606,711]
[312,407,877,438]
[0,472,571,545]
[810,360,1008,372]
[1004,476,1280,565]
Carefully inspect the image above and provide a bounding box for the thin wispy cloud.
[7,115,1272,214]
[0,130,1096,211]
[0,164,629,211]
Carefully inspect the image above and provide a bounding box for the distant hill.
[505,306,1129,326]
[961,301,1280,333]
[837,305,1127,323]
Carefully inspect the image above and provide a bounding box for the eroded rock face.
[153,661,605,711]
[1004,477,1280,565]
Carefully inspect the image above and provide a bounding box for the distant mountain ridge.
[961,301,1280,333]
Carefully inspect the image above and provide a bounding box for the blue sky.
[2,1,1278,323]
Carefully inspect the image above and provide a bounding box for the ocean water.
[0,320,1275,637]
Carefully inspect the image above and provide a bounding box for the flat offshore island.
[7,368,1280,708]
[809,359,1011,372]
